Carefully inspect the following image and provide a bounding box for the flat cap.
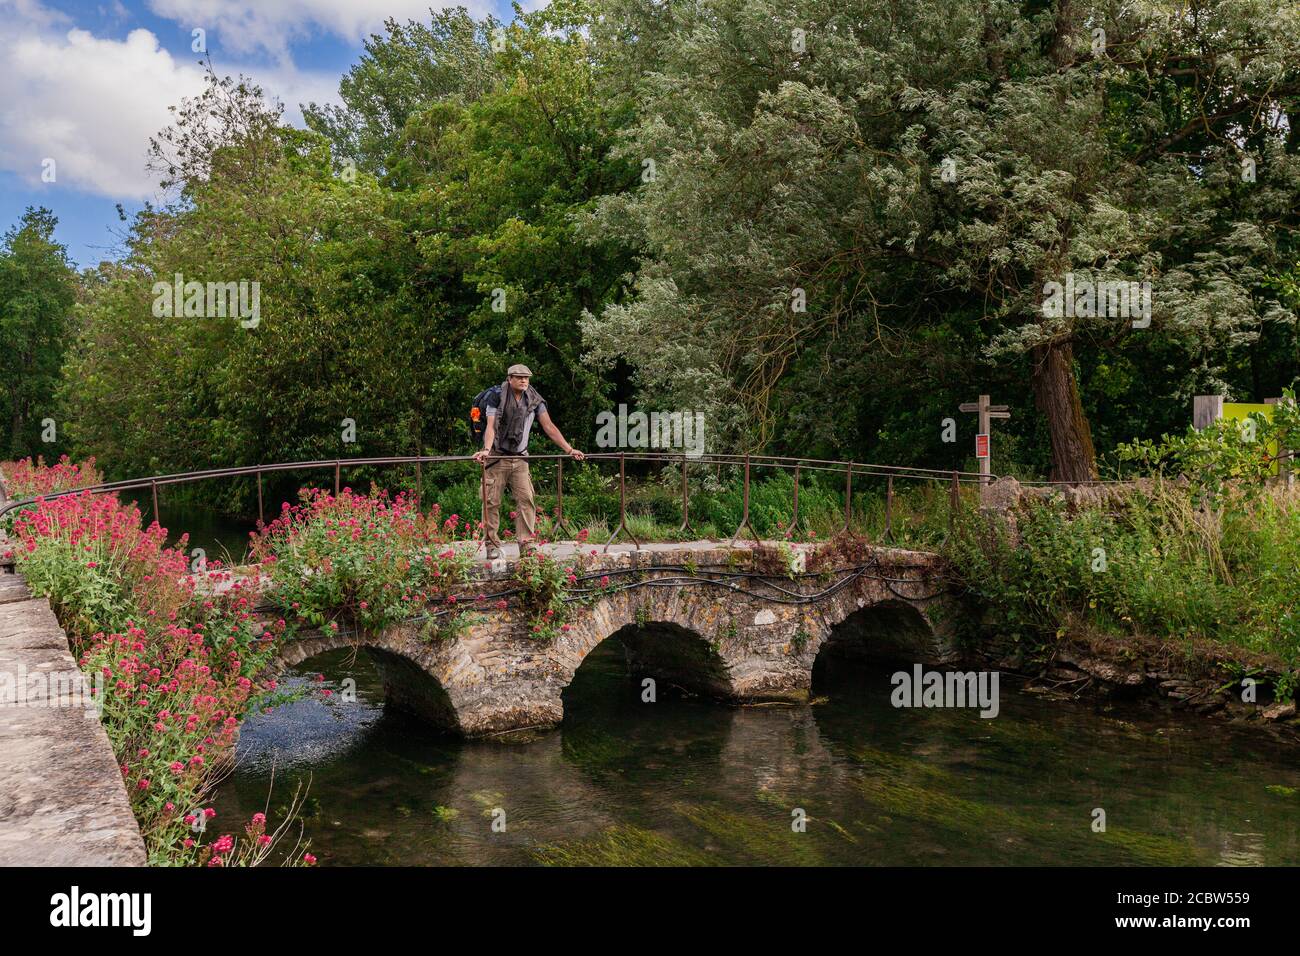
[507,364,533,377]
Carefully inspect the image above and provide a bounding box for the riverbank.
[0,461,311,866]
[970,625,1299,741]
[943,476,1300,741]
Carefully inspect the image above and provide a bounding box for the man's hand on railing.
[569,448,585,461]
[473,450,490,465]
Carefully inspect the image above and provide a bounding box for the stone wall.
[0,572,147,865]
[267,543,957,736]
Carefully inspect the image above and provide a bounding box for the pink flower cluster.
[7,480,292,865]
[3,455,103,497]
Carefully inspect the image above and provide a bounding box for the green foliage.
[25,0,1298,498]
[1116,391,1300,502]
[249,488,478,634]
[944,483,1300,695]
[60,6,635,510]
[512,550,583,640]
[582,0,1300,477]
[0,208,77,458]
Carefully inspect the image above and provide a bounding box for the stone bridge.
[269,541,958,736]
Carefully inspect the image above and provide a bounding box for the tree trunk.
[1030,340,1098,482]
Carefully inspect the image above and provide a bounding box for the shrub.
[248,487,479,634]
[3,454,104,497]
[5,485,305,865]
[944,481,1300,693]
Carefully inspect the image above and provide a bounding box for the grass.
[943,479,1300,698]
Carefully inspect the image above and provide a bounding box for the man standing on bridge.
[473,364,585,561]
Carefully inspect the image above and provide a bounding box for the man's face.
[508,374,529,394]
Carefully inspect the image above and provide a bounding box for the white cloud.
[0,3,340,199]
[146,0,496,60]
[3,0,69,27]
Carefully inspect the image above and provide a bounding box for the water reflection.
[214,638,1300,866]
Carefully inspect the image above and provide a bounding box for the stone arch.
[564,619,733,700]
[554,585,746,702]
[267,627,468,733]
[362,646,459,729]
[811,600,939,686]
[256,545,960,737]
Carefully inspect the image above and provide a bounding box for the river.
[212,638,1300,866]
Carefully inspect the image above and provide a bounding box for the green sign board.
[1222,402,1279,474]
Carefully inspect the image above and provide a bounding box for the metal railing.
[0,452,996,551]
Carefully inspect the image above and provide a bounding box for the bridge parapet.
[265,541,957,736]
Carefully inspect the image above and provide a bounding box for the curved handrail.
[0,452,996,550]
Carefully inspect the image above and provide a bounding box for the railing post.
[257,471,264,526]
[677,455,693,536]
[415,458,422,512]
[552,458,572,539]
[604,452,640,551]
[841,462,854,534]
[151,480,159,527]
[334,461,340,496]
[789,462,801,538]
[949,470,959,528]
[729,453,759,546]
[885,474,894,543]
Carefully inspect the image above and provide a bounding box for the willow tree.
[582,0,1300,480]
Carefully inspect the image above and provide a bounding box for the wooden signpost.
[959,394,1010,488]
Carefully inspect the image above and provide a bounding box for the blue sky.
[0,0,529,267]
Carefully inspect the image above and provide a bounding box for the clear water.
[212,639,1300,866]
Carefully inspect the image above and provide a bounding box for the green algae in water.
[471,790,506,813]
[561,727,642,775]
[856,776,1205,866]
[755,788,861,844]
[532,825,716,866]
[673,802,829,866]
[216,641,1300,866]
[849,744,956,786]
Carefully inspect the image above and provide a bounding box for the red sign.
[975,433,990,459]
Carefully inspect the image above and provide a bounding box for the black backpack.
[469,385,501,447]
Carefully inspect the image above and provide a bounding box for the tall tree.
[303,6,501,176]
[0,208,76,457]
[63,5,640,505]
[582,0,1300,479]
